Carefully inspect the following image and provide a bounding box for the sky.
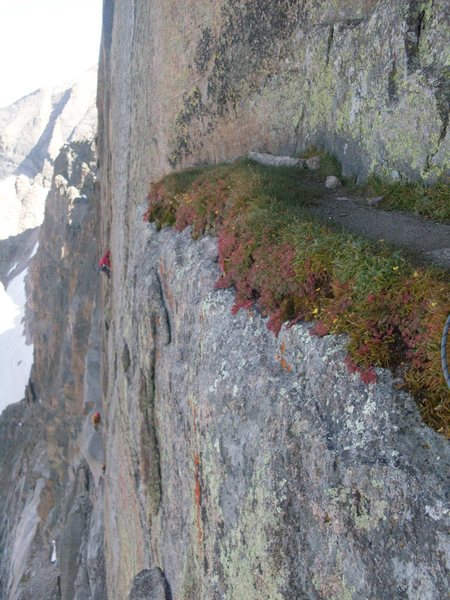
[0,0,103,108]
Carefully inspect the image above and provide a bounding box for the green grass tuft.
[362,177,450,223]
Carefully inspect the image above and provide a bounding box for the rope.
[442,314,450,388]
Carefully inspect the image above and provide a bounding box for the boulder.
[248,151,304,168]
[325,175,341,189]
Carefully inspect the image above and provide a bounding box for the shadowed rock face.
[0,402,59,600]
[0,141,106,600]
[27,141,107,600]
[128,568,172,600]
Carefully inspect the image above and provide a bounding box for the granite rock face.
[98,209,449,599]
[98,0,448,183]
[95,2,449,597]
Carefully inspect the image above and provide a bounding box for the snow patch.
[7,262,18,276]
[51,540,57,563]
[30,241,39,258]
[0,268,33,414]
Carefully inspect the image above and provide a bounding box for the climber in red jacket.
[98,250,111,278]
[91,411,101,430]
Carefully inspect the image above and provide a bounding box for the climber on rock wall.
[98,250,111,278]
[91,411,101,430]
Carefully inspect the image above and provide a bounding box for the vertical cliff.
[95,1,449,599]
[1,1,449,599]
[96,214,449,600]
[0,141,106,600]
[28,140,107,600]
[97,0,448,184]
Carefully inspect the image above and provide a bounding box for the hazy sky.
[0,0,103,108]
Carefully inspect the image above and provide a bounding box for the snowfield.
[0,267,33,413]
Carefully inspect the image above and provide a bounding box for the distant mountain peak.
[0,66,97,180]
[0,67,97,239]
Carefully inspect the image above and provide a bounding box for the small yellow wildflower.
[413,271,419,278]
[312,308,319,315]
[392,266,399,271]
[430,301,437,308]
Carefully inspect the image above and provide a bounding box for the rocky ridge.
[0,67,97,239]
[0,67,97,180]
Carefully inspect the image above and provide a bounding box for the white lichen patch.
[362,398,377,416]
[425,502,449,522]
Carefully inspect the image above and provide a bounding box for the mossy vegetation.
[307,149,450,224]
[144,158,450,436]
[299,148,450,224]
[362,177,450,223]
